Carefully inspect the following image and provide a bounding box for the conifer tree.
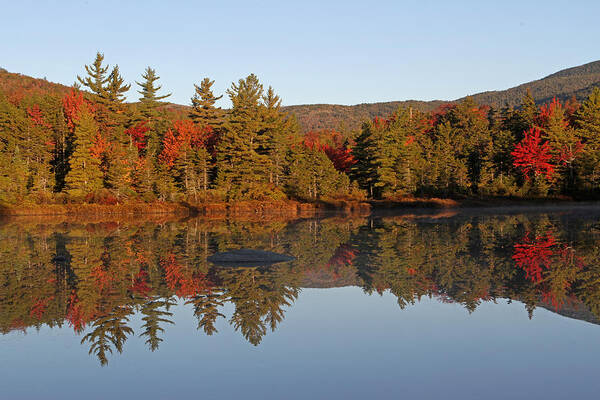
[77,52,110,101]
[105,65,131,113]
[575,87,600,190]
[65,104,104,198]
[216,74,271,198]
[351,121,378,197]
[189,78,224,128]
[136,67,171,119]
[260,86,295,187]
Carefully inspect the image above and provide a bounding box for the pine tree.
[517,88,538,137]
[77,52,109,101]
[65,105,104,198]
[136,67,171,119]
[105,65,130,113]
[260,86,295,188]
[575,87,600,190]
[216,74,271,199]
[189,78,224,128]
[287,140,349,199]
[351,121,378,197]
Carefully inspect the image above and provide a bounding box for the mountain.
[284,60,600,132]
[460,60,600,108]
[2,60,600,132]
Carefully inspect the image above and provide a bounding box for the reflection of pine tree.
[139,297,174,351]
[220,267,298,345]
[81,305,133,366]
[187,291,225,335]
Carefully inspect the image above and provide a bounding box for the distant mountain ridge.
[284,60,600,132]
[2,60,600,132]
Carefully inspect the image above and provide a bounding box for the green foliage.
[65,105,103,198]
[137,67,171,119]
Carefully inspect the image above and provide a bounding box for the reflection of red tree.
[512,232,557,282]
[161,254,213,298]
[324,244,357,278]
[29,296,54,320]
[66,291,90,333]
[129,268,151,297]
[91,264,114,291]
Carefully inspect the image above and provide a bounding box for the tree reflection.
[1,212,600,365]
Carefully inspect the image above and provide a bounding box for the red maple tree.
[511,127,555,180]
[125,121,150,152]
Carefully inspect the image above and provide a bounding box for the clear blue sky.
[1,0,598,107]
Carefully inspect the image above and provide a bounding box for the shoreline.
[1,197,599,219]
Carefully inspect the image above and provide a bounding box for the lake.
[1,206,600,399]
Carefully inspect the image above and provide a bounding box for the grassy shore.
[0,195,595,219]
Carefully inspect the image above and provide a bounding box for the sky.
[1,0,599,107]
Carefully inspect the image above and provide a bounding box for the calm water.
[2,207,600,399]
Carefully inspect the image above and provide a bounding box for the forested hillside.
[2,55,600,210]
[286,60,600,132]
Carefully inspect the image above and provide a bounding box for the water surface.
[2,207,600,399]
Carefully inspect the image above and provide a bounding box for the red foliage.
[27,104,52,129]
[322,145,355,172]
[161,254,213,298]
[327,244,357,268]
[512,232,557,282]
[66,291,88,333]
[159,120,216,167]
[62,89,85,132]
[129,268,151,297]
[125,121,150,152]
[511,127,555,180]
[29,296,54,320]
[159,128,180,167]
[303,130,356,172]
[558,141,585,166]
[90,264,114,291]
[90,133,109,160]
[428,103,457,127]
[536,97,568,130]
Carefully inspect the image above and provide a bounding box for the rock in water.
[207,249,295,267]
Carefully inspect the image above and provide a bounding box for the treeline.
[351,89,600,198]
[0,52,355,206]
[2,52,600,206]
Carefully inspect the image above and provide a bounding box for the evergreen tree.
[260,86,295,188]
[216,74,272,199]
[136,67,171,119]
[65,105,104,198]
[189,77,224,128]
[77,52,109,101]
[575,87,600,190]
[105,65,130,113]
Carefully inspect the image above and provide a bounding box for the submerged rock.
[207,249,295,267]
